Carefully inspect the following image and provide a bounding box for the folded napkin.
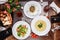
[50,2,60,13]
[0,0,8,4]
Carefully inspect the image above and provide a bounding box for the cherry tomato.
[31,33,38,38]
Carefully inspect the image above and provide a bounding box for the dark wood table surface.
[4,0,60,40]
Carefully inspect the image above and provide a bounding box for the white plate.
[0,0,8,4]
[12,21,31,39]
[31,16,51,36]
[23,1,41,18]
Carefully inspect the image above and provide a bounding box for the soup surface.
[35,20,46,32]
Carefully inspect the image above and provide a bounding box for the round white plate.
[31,16,51,36]
[12,21,31,39]
[0,0,8,4]
[23,1,41,18]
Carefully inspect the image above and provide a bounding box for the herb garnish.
[38,23,43,28]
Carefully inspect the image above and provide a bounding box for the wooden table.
[5,0,60,40]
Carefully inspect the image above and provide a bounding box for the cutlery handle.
[0,28,12,40]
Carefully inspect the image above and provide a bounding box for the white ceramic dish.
[0,0,8,4]
[31,16,51,36]
[12,21,31,39]
[23,1,41,18]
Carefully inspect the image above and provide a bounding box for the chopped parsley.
[38,23,43,28]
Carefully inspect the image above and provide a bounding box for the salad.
[16,25,28,37]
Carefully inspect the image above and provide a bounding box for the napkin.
[0,0,8,4]
[50,2,60,13]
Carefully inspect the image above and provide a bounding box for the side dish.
[16,25,28,37]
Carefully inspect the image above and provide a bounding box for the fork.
[40,0,43,6]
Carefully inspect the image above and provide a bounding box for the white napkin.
[0,0,8,4]
[50,2,60,13]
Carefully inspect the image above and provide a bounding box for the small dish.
[12,21,31,39]
[23,1,41,18]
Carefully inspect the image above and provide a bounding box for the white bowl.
[12,21,31,39]
[31,16,51,36]
[23,1,41,18]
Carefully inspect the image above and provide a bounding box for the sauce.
[30,6,35,13]
[16,11,22,17]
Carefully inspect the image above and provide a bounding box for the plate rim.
[12,21,31,39]
[23,1,41,18]
[31,16,51,36]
